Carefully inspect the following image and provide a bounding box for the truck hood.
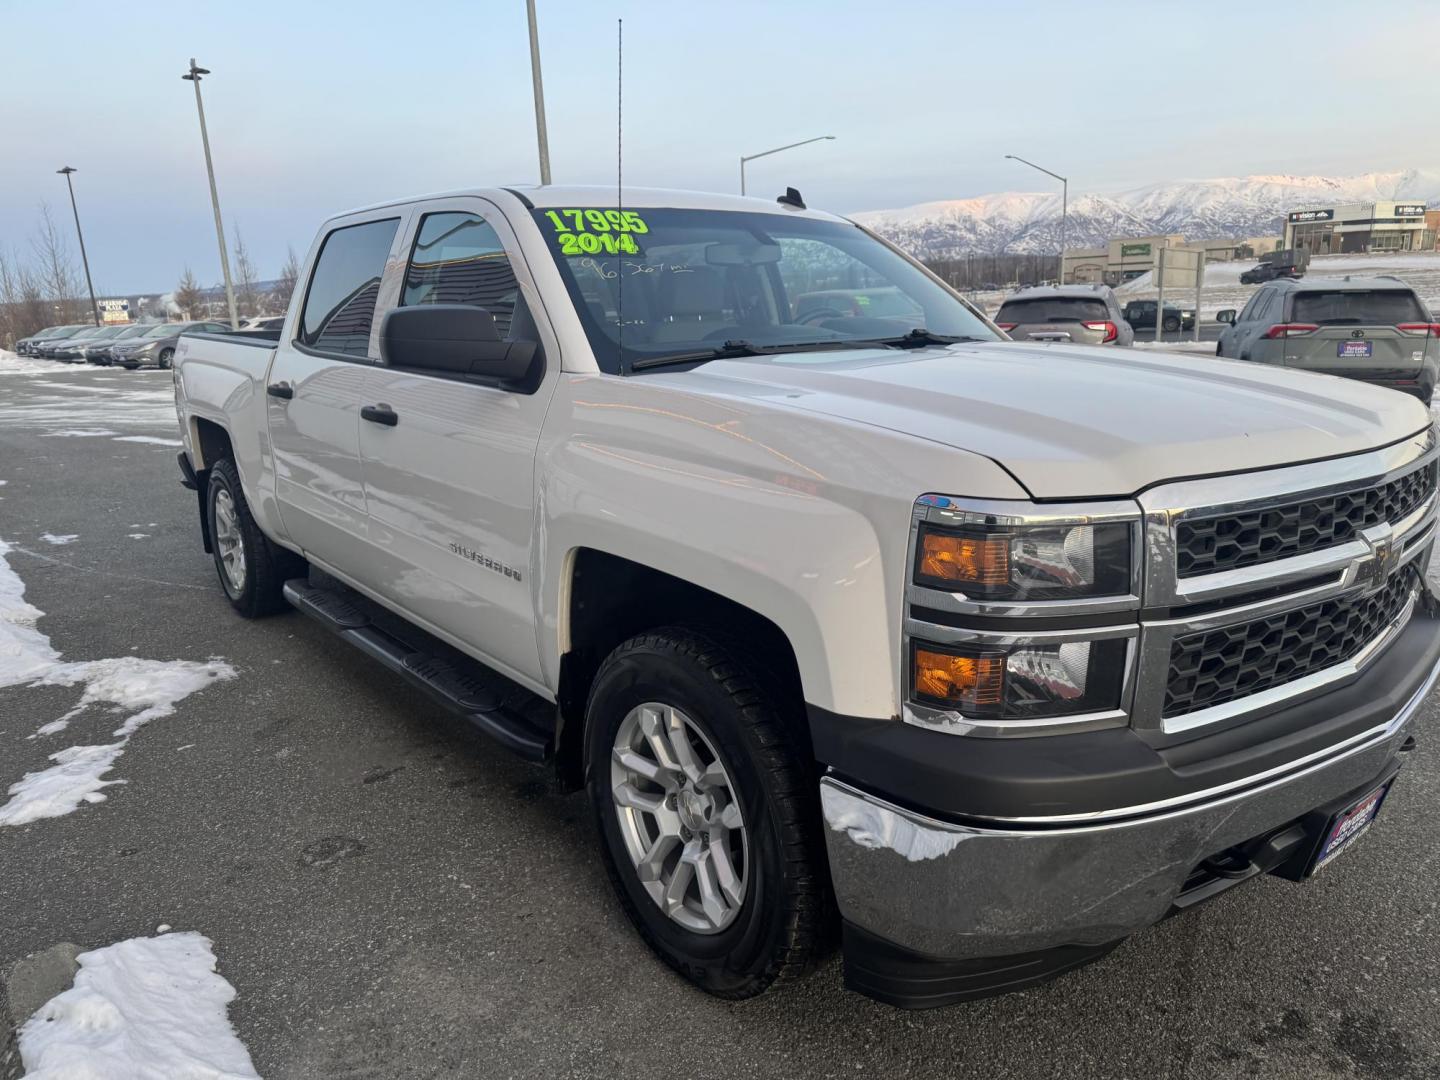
[659,341,1431,498]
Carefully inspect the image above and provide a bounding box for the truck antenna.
[616,16,625,370]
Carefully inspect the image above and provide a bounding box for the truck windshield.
[531,207,997,373]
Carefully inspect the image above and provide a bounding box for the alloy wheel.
[610,702,748,934]
[213,488,247,594]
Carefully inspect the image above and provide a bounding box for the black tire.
[205,458,304,617]
[158,348,174,370]
[1215,343,1224,357]
[1162,316,1180,333]
[585,627,826,999]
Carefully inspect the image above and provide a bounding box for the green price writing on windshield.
[545,209,649,256]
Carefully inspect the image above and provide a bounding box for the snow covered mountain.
[851,170,1440,258]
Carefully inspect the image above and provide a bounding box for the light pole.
[1005,154,1067,282]
[526,0,552,185]
[55,167,100,326]
[740,136,835,196]
[182,58,238,329]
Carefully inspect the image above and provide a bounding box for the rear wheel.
[158,348,174,370]
[586,628,826,999]
[205,459,304,617]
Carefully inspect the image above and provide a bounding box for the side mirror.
[1215,309,1236,325]
[380,304,540,385]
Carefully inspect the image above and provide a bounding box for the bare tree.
[175,267,203,320]
[0,245,56,347]
[232,223,260,318]
[272,245,302,312]
[30,203,87,323]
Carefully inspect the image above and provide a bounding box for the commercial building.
[1283,200,1434,254]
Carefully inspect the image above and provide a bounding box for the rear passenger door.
[357,198,558,690]
[267,213,406,577]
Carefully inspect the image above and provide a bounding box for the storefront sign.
[1120,242,1152,257]
[1287,209,1334,223]
[1393,204,1426,218]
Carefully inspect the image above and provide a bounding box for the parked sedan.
[56,324,133,363]
[84,323,155,365]
[40,325,112,360]
[15,324,88,356]
[110,320,231,369]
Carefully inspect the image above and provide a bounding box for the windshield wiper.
[629,338,889,372]
[851,328,983,350]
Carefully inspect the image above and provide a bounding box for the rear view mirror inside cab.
[705,242,782,267]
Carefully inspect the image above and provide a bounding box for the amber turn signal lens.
[918,532,1009,587]
[913,648,1004,707]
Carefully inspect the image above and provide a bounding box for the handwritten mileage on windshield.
[545,209,649,256]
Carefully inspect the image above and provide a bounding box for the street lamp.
[55,167,100,326]
[182,58,239,329]
[1005,154,1067,282]
[740,136,836,196]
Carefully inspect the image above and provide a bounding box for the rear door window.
[1291,290,1425,325]
[402,211,519,337]
[298,218,401,356]
[996,297,1108,324]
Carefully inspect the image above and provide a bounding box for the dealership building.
[1061,233,1283,286]
[1283,201,1435,254]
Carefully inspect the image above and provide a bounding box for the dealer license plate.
[1309,781,1392,875]
[1337,340,1373,358]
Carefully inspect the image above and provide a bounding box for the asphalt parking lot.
[2,360,1439,1079]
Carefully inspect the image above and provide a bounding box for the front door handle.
[266,381,294,400]
[361,403,399,427]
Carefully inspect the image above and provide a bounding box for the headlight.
[911,638,1127,720]
[915,520,1131,600]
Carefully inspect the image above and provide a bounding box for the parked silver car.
[15,324,88,356]
[1216,276,1438,401]
[110,320,231,369]
[993,284,1134,346]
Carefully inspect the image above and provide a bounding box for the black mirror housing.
[381,304,541,388]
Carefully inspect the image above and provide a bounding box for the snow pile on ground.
[39,533,78,546]
[0,349,86,376]
[17,932,261,1079]
[0,538,235,826]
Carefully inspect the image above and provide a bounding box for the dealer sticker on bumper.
[1311,782,1393,874]
[1338,341,1373,358]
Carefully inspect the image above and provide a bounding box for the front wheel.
[1162,316,1181,333]
[205,459,304,617]
[586,628,827,999]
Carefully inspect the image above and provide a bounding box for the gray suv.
[1216,276,1438,401]
[993,285,1134,346]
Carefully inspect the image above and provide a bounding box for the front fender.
[535,374,1028,719]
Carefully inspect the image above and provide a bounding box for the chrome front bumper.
[821,654,1438,962]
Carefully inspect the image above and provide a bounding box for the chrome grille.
[1164,566,1418,717]
[1175,460,1437,578]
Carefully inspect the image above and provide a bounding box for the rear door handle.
[361,404,398,427]
[266,381,294,400]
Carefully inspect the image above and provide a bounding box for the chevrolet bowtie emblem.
[1355,525,1399,589]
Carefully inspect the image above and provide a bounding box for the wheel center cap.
[677,787,714,831]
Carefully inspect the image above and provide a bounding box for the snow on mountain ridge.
[852,169,1440,258]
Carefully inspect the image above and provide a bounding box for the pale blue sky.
[2,0,1436,292]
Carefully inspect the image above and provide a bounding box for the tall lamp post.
[1005,154,1067,282]
[55,167,100,326]
[740,135,836,196]
[183,58,239,329]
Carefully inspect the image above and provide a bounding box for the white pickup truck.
[173,185,1440,1008]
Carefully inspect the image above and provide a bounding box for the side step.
[283,578,556,761]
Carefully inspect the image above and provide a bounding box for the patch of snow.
[40,429,119,438]
[113,435,183,447]
[157,924,172,933]
[0,539,235,826]
[0,351,88,376]
[128,533,149,540]
[17,932,261,1080]
[40,533,78,546]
